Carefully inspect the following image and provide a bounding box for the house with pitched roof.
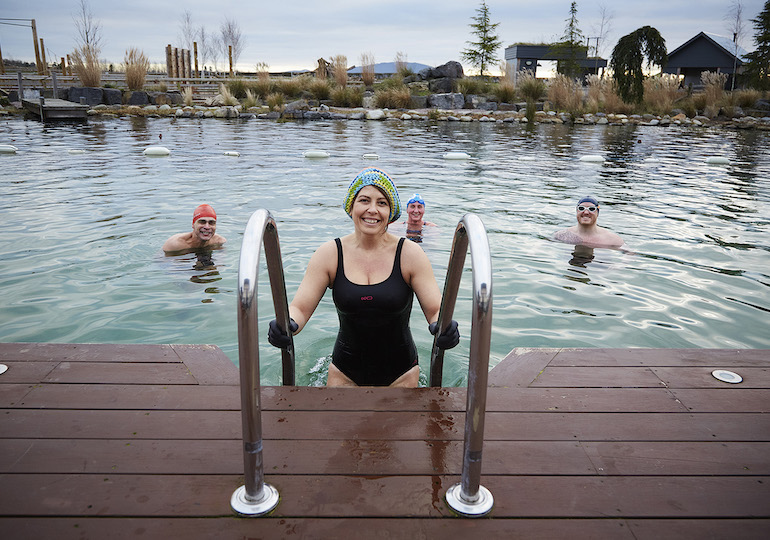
[662,31,749,89]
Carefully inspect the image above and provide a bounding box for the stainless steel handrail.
[231,209,295,516]
[429,213,494,517]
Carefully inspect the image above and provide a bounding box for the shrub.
[493,80,516,103]
[70,44,102,87]
[243,89,258,109]
[733,88,763,108]
[394,51,409,76]
[516,70,546,102]
[218,83,239,106]
[182,87,194,106]
[124,48,149,91]
[643,74,683,115]
[360,52,375,87]
[456,77,492,95]
[701,71,728,107]
[308,78,331,100]
[274,77,303,98]
[547,74,583,113]
[375,75,405,91]
[331,55,348,88]
[255,62,270,82]
[330,86,363,107]
[227,78,247,99]
[250,79,272,99]
[375,87,412,109]
[266,92,284,111]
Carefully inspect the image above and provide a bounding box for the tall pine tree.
[461,2,502,78]
[743,0,770,90]
[550,1,587,78]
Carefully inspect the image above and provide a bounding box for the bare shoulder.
[162,233,190,253]
[553,228,582,245]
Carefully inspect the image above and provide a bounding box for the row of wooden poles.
[0,18,237,79]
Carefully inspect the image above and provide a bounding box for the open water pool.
[1,116,768,385]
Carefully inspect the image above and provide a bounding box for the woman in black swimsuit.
[268,168,459,387]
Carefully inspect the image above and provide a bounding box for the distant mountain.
[347,62,432,74]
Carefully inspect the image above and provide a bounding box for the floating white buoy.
[706,156,730,165]
[443,152,470,160]
[68,149,86,155]
[0,144,18,154]
[0,364,7,375]
[644,157,660,162]
[518,156,536,161]
[579,155,605,162]
[143,146,171,156]
[303,149,330,158]
[224,151,240,157]
[362,153,379,160]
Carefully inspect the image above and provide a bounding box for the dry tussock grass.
[331,55,348,88]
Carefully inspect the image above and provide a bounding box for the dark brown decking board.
[0,344,768,539]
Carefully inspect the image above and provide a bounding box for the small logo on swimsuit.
[360,295,373,301]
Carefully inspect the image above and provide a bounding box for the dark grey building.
[504,43,607,83]
[662,32,749,89]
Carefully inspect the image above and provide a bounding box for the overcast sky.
[1,0,765,73]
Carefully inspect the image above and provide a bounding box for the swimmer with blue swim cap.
[554,195,623,248]
[402,192,437,234]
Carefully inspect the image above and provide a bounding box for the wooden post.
[0,42,5,75]
[31,19,42,75]
[66,55,72,77]
[39,38,48,76]
[61,57,67,76]
[186,49,192,78]
[193,42,199,78]
[18,71,23,100]
[165,44,173,77]
[180,49,186,82]
[229,45,233,77]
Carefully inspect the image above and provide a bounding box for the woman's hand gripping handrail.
[429,213,494,517]
[231,209,294,516]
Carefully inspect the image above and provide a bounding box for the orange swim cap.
[193,204,217,226]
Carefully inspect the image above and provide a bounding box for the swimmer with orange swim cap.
[162,204,227,253]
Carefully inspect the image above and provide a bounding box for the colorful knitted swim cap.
[343,168,401,223]
[193,204,217,226]
[407,193,425,207]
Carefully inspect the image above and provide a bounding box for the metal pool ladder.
[231,209,294,516]
[430,213,494,517]
[231,209,493,518]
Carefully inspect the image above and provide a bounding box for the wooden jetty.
[0,343,768,538]
[21,98,89,121]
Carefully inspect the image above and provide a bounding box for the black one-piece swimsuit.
[331,237,418,385]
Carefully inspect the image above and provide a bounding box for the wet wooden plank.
[528,366,663,387]
[652,366,770,388]
[549,348,769,367]
[0,384,34,407]
[0,343,180,363]
[488,348,558,387]
[0,517,640,540]
[0,439,598,476]
[0,362,58,383]
[169,344,238,385]
[1,474,767,518]
[41,361,198,385]
[671,388,770,412]
[3,409,767,442]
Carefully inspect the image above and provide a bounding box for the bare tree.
[178,10,196,51]
[73,0,102,51]
[197,26,214,73]
[590,4,614,59]
[726,0,746,90]
[220,17,245,72]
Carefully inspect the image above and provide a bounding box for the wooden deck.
[21,98,89,121]
[0,343,768,538]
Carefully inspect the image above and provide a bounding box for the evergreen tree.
[743,0,770,90]
[610,26,667,103]
[550,1,587,78]
[461,2,502,78]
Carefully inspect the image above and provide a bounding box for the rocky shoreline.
[3,90,770,130]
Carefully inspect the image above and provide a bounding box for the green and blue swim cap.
[343,168,401,223]
[407,193,425,207]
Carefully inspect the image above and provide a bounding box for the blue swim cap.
[577,196,599,207]
[407,193,425,206]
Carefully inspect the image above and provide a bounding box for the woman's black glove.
[267,318,298,349]
[429,320,460,349]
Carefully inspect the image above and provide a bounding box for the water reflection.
[569,245,595,267]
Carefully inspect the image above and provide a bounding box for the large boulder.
[429,78,454,93]
[68,87,103,106]
[102,88,122,105]
[127,91,150,106]
[427,93,465,109]
[431,61,464,79]
[166,91,184,105]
